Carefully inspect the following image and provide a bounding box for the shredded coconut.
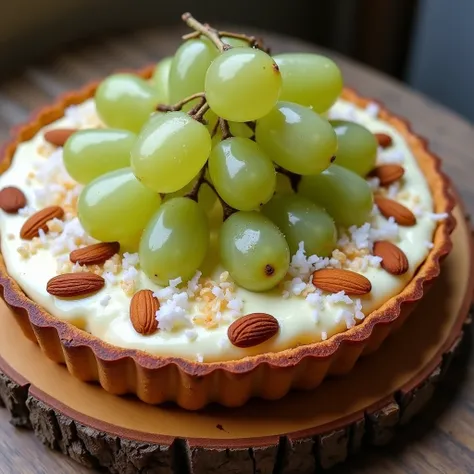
[100,295,111,307]
[424,241,434,249]
[155,291,192,331]
[321,331,328,341]
[377,148,404,164]
[365,102,380,118]
[184,328,198,341]
[427,212,449,221]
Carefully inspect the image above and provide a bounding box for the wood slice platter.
[0,201,471,474]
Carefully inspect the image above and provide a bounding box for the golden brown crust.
[0,68,456,409]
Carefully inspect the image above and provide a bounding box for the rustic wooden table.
[0,27,473,474]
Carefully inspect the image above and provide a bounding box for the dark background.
[0,0,473,122]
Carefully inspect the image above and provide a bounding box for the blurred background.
[0,0,473,122]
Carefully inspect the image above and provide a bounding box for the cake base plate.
[0,203,471,474]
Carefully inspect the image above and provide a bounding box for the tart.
[0,14,455,410]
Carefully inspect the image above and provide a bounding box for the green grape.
[298,164,373,227]
[78,168,161,251]
[131,111,211,193]
[198,182,223,230]
[275,173,294,195]
[330,120,378,176]
[139,197,209,285]
[152,56,173,103]
[273,53,343,113]
[95,74,160,133]
[168,38,216,110]
[220,211,290,291]
[261,194,336,257]
[255,101,337,175]
[63,129,135,184]
[210,121,254,147]
[205,47,282,122]
[221,36,249,48]
[208,137,276,211]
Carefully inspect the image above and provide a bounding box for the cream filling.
[0,99,438,362]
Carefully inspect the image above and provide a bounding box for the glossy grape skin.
[198,182,223,230]
[255,101,337,175]
[152,56,173,103]
[220,211,290,291]
[298,164,373,227]
[78,168,161,251]
[273,53,343,113]
[63,129,135,184]
[261,194,337,257]
[205,48,282,122]
[330,120,378,176]
[95,74,160,133]
[168,38,215,110]
[208,137,276,211]
[210,120,254,147]
[139,197,209,285]
[131,111,212,193]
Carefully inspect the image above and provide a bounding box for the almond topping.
[0,186,27,214]
[130,289,159,335]
[369,164,405,186]
[70,242,120,266]
[228,313,279,348]
[20,206,65,240]
[312,268,372,295]
[375,132,393,148]
[374,196,417,226]
[46,272,105,297]
[373,241,409,275]
[43,128,78,147]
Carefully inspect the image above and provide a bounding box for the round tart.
[0,15,455,409]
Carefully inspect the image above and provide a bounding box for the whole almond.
[369,164,405,186]
[70,242,120,265]
[20,206,64,240]
[373,241,409,275]
[46,272,105,297]
[374,196,417,226]
[228,313,279,348]
[0,186,27,213]
[44,128,77,147]
[375,132,393,148]
[312,268,372,295]
[130,289,159,335]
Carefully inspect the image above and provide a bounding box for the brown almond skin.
[0,186,27,213]
[312,268,372,295]
[368,164,405,186]
[46,272,105,297]
[20,206,64,240]
[374,196,417,226]
[130,289,159,335]
[70,242,120,265]
[43,128,78,147]
[228,313,279,348]
[375,132,393,148]
[373,241,409,275]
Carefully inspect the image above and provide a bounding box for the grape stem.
[156,92,205,112]
[275,166,301,191]
[192,102,210,122]
[203,178,236,219]
[219,118,232,140]
[181,12,231,52]
[185,166,207,202]
[182,29,270,53]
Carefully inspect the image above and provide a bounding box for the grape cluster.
[71,13,377,292]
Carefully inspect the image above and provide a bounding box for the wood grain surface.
[0,26,473,474]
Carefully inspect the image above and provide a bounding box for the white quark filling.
[0,98,442,363]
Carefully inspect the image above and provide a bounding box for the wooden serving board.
[0,201,471,474]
